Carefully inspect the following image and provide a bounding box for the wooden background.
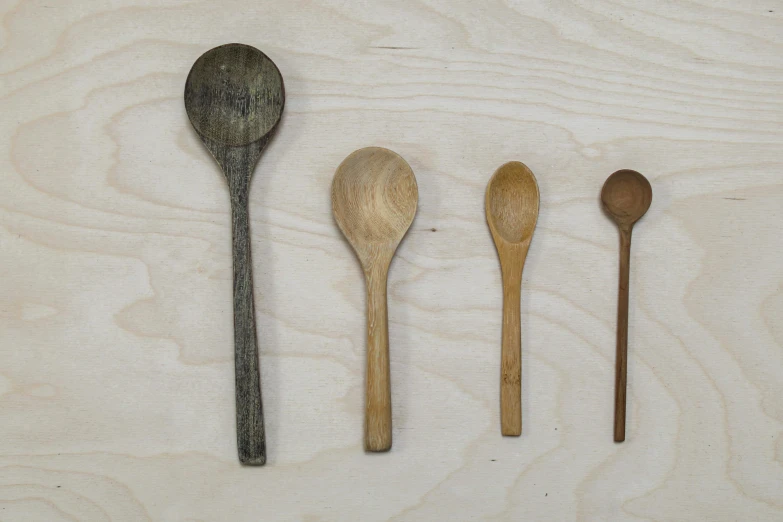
[1,1,781,520]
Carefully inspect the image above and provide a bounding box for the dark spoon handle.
[231,197,265,465]
[614,226,632,442]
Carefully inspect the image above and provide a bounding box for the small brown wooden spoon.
[485,161,539,436]
[332,147,418,452]
[184,43,285,465]
[601,169,652,442]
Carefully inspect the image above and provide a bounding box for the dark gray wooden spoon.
[184,43,284,465]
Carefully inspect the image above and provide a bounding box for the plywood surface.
[1,1,781,520]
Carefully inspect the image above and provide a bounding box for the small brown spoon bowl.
[601,170,652,229]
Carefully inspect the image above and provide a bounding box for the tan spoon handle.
[364,262,392,451]
[614,226,632,442]
[500,259,523,436]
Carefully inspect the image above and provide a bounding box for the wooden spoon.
[331,147,418,452]
[184,43,285,465]
[485,161,539,436]
[601,169,652,442]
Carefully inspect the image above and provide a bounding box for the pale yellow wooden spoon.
[332,147,418,451]
[486,161,540,436]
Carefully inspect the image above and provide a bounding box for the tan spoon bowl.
[332,147,418,452]
[485,161,539,436]
[600,169,652,442]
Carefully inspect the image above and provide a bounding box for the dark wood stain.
[185,43,285,465]
[600,169,652,443]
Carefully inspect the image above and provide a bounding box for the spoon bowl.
[332,147,418,452]
[332,147,418,265]
[486,161,540,244]
[185,43,284,148]
[601,169,652,229]
[485,161,539,436]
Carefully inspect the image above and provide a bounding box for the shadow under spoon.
[184,43,285,465]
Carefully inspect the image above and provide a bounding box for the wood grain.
[1,1,782,520]
[486,161,539,436]
[332,147,418,451]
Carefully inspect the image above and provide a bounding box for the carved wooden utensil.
[332,147,418,452]
[485,162,539,436]
[601,169,652,442]
[184,43,284,465]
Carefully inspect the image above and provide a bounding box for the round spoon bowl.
[185,43,284,147]
[486,161,540,244]
[332,147,418,250]
[601,169,652,227]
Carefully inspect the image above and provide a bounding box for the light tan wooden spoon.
[332,147,418,451]
[486,161,540,436]
[601,169,652,442]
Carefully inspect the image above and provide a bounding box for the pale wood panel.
[1,0,781,520]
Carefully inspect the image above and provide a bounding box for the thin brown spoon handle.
[500,259,523,436]
[231,194,266,464]
[364,262,392,452]
[614,226,632,442]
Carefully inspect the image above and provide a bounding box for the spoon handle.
[231,198,266,464]
[500,265,522,436]
[364,263,392,452]
[614,227,632,442]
